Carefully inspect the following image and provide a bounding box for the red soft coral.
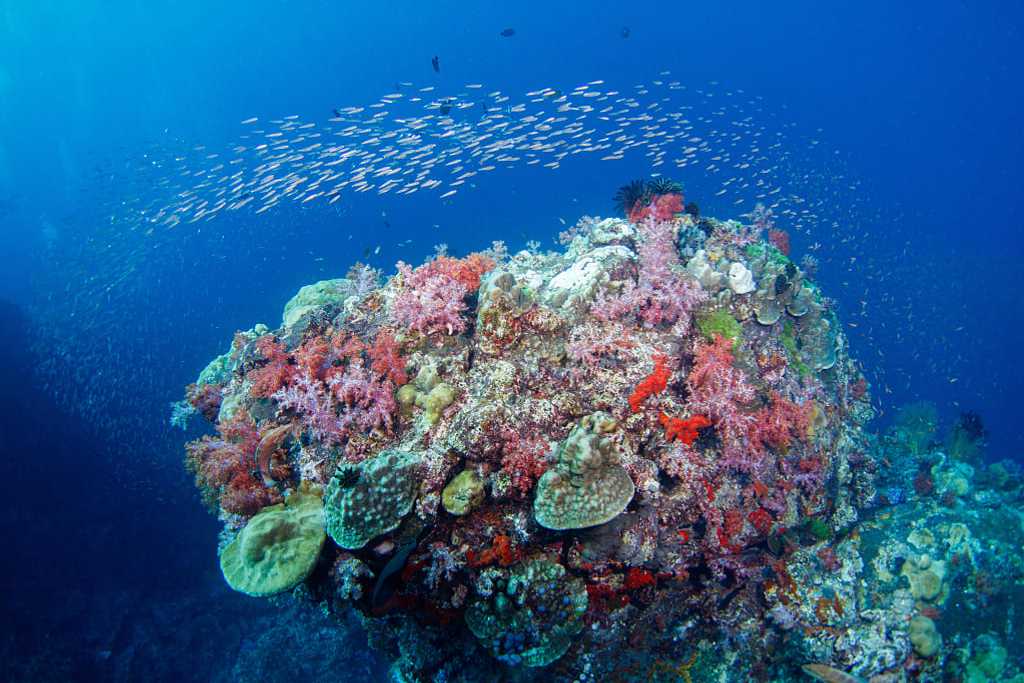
[659,412,712,445]
[749,393,812,453]
[294,336,331,380]
[186,382,223,422]
[498,431,550,496]
[248,336,296,398]
[747,507,774,536]
[220,469,281,517]
[629,353,671,413]
[768,228,791,256]
[369,329,408,386]
[627,193,683,223]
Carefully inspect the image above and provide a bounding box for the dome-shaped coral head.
[533,412,634,531]
[219,489,326,597]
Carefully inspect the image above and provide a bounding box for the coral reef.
[178,188,1024,682]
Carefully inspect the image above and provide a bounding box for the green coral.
[465,559,588,667]
[746,242,789,267]
[197,349,233,386]
[420,383,456,424]
[395,364,456,424]
[964,634,1007,681]
[533,412,634,530]
[219,489,325,597]
[804,516,832,542]
[442,469,485,516]
[781,321,811,377]
[281,278,348,328]
[324,450,420,550]
[697,309,741,345]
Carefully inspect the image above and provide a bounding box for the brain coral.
[533,412,634,530]
[324,449,420,549]
[219,488,325,596]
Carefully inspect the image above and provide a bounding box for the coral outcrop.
[178,187,1024,682]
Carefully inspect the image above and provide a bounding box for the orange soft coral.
[659,413,712,445]
[629,353,671,413]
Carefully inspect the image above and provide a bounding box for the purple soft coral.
[328,361,397,436]
[686,334,758,472]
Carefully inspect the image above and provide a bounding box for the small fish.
[431,55,440,73]
[500,27,516,37]
[620,26,631,38]
[801,664,866,683]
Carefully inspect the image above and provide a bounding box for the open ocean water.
[0,2,1021,682]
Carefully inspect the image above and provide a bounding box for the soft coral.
[686,335,758,471]
[594,215,706,330]
[629,353,671,413]
[392,260,470,336]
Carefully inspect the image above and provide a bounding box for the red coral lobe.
[629,353,671,413]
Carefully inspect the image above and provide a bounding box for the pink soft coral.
[329,360,397,436]
[593,215,706,331]
[686,334,758,471]
[392,260,470,336]
[273,374,343,443]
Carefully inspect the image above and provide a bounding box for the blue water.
[1,1,1021,680]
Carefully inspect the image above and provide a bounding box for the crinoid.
[335,464,361,488]
[613,179,649,215]
[646,176,683,196]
